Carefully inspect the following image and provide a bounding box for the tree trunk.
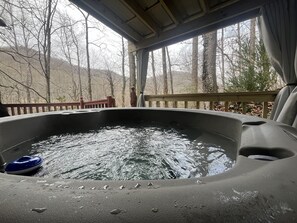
[237,22,242,73]
[85,14,92,101]
[60,20,78,101]
[107,70,115,97]
[71,27,83,99]
[25,49,33,103]
[77,56,83,99]
[166,47,173,94]
[250,18,256,63]
[9,3,33,103]
[191,36,199,93]
[162,47,168,95]
[221,28,225,90]
[151,51,158,95]
[202,31,218,93]
[121,37,126,107]
[128,41,136,89]
[45,0,52,103]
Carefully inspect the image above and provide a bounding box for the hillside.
[0,47,123,104]
[0,47,198,106]
[146,70,203,95]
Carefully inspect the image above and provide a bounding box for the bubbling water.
[30,124,236,180]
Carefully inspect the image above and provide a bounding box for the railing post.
[164,101,168,108]
[209,101,214,110]
[224,101,229,112]
[196,101,200,109]
[242,102,247,114]
[80,97,85,109]
[10,107,15,116]
[106,96,114,108]
[263,102,269,118]
[112,98,116,107]
[173,101,177,108]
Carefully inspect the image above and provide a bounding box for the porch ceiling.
[70,0,272,51]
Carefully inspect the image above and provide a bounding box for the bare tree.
[102,58,115,97]
[221,28,225,90]
[70,25,83,99]
[128,41,136,89]
[191,36,198,93]
[162,47,168,95]
[57,13,80,101]
[202,31,218,93]
[237,22,242,73]
[166,46,173,94]
[20,0,59,103]
[76,7,92,100]
[0,0,46,102]
[43,0,57,102]
[20,5,34,102]
[121,36,126,107]
[7,1,33,102]
[249,18,256,63]
[150,51,158,94]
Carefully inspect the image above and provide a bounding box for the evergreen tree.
[226,39,277,92]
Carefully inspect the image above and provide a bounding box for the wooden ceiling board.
[126,17,154,37]
[70,0,273,51]
[147,3,174,28]
[101,0,135,22]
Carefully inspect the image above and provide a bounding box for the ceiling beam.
[208,0,239,12]
[159,0,182,25]
[199,0,209,14]
[121,0,160,35]
[72,0,275,51]
[70,0,142,42]
[135,0,269,51]
[139,10,259,51]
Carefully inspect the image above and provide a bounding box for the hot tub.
[0,108,297,222]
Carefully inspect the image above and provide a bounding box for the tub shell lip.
[1,108,297,222]
[0,106,294,129]
[1,108,297,183]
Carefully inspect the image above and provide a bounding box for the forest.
[0,0,283,107]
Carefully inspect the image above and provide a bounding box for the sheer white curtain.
[259,0,297,125]
[136,49,149,107]
[276,88,297,126]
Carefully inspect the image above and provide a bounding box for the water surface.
[30,124,236,180]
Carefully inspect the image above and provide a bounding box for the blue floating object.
[5,156,43,175]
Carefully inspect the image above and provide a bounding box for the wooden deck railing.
[144,91,279,118]
[5,96,116,116]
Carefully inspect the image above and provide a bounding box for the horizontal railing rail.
[5,96,116,116]
[144,91,279,118]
